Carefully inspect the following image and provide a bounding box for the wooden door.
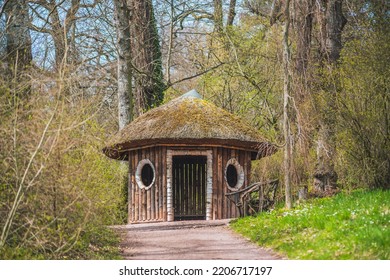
[172,156,207,220]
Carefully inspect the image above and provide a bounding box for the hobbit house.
[103,90,275,223]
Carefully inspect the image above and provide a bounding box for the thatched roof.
[103,90,276,160]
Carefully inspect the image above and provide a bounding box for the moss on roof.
[103,91,275,159]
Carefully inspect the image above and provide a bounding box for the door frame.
[166,149,212,222]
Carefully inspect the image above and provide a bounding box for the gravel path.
[114,220,282,260]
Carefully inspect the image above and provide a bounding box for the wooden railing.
[225,179,279,217]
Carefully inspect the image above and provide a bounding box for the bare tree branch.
[0,0,11,17]
[167,62,224,87]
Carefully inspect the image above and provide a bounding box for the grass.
[230,189,390,259]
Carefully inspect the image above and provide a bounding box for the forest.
[0,0,389,259]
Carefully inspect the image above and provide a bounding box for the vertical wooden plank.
[146,149,150,221]
[139,149,143,221]
[162,147,166,220]
[128,151,133,223]
[178,159,181,217]
[200,159,202,217]
[154,147,159,221]
[144,149,149,221]
[197,159,201,216]
[212,152,218,220]
[245,151,252,219]
[146,148,150,221]
[206,150,213,220]
[243,150,248,187]
[134,150,139,222]
[131,151,138,222]
[187,160,190,217]
[129,151,133,222]
[215,148,221,220]
[183,160,185,217]
[203,158,207,217]
[182,160,184,217]
[247,151,252,188]
[223,148,229,218]
[150,148,155,221]
[230,148,235,218]
[174,158,178,218]
[212,148,216,219]
[159,147,163,220]
[183,161,186,217]
[177,159,180,218]
[190,161,194,217]
[204,156,208,217]
[216,147,222,219]
[185,162,188,217]
[192,160,195,216]
[141,148,145,222]
[232,149,238,218]
[237,149,245,218]
[129,151,137,222]
[165,148,172,221]
[195,160,203,215]
[138,149,143,221]
[193,161,197,216]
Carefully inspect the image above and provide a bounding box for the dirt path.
[114,220,282,260]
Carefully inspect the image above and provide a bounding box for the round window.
[136,159,155,190]
[226,164,238,187]
[225,158,244,191]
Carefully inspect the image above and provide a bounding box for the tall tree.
[295,0,314,75]
[114,0,133,130]
[282,0,293,209]
[227,0,237,26]
[313,0,347,192]
[129,0,164,116]
[213,0,223,32]
[3,0,32,80]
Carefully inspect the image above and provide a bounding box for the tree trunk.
[227,0,237,26]
[129,0,163,117]
[295,0,314,75]
[325,0,347,63]
[4,0,32,78]
[283,0,293,209]
[46,0,82,70]
[213,0,223,32]
[114,0,133,130]
[314,0,347,192]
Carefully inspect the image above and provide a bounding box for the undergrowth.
[0,226,122,260]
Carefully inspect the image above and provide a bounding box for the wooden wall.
[211,147,252,220]
[128,146,252,223]
[128,146,167,223]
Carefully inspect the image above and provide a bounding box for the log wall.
[128,146,252,223]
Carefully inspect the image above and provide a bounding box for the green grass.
[230,189,390,259]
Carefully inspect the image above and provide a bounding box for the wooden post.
[134,151,139,221]
[162,147,167,220]
[150,148,155,220]
[259,184,264,213]
[166,149,173,221]
[128,151,133,223]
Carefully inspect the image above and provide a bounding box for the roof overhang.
[103,138,277,161]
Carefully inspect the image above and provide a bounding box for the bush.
[0,74,126,259]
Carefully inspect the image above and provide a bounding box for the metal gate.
[172,156,207,220]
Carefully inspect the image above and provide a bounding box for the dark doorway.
[172,156,207,220]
